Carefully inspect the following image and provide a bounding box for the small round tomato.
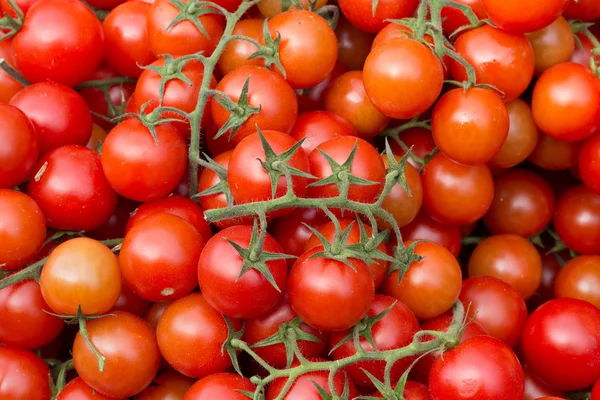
[157,293,241,378]
[579,134,600,195]
[383,241,462,320]
[0,103,38,189]
[10,81,93,155]
[570,32,598,69]
[270,208,327,266]
[184,373,254,399]
[27,145,118,231]
[554,185,600,255]
[0,347,52,400]
[400,211,462,257]
[324,70,389,139]
[40,237,122,315]
[440,0,487,35]
[73,311,160,398]
[198,225,288,319]
[0,38,24,104]
[421,153,494,226]
[336,16,375,71]
[563,0,600,21]
[13,0,104,86]
[289,111,358,155]
[528,133,581,170]
[103,1,155,78]
[526,16,574,76]
[379,154,423,229]
[337,0,418,33]
[288,246,375,331]
[522,298,600,391]
[136,373,195,400]
[101,119,187,202]
[218,18,263,76]
[373,381,431,399]
[483,169,555,238]
[146,0,225,57]
[468,234,542,300]
[432,87,508,165]
[211,65,298,145]
[364,38,443,120]
[298,61,346,113]
[522,365,565,400]
[459,276,528,348]
[452,25,535,102]
[429,336,524,399]
[58,377,127,400]
[0,189,46,270]
[257,0,327,17]
[554,256,600,308]
[482,0,567,33]
[389,127,436,169]
[532,62,600,142]
[489,99,539,168]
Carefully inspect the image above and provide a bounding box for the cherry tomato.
[218,18,263,76]
[554,185,600,255]
[522,365,565,400]
[270,208,327,266]
[373,381,431,399]
[482,0,567,33]
[0,38,24,103]
[579,133,600,195]
[570,32,599,69]
[563,0,600,21]
[527,250,567,310]
[0,103,38,189]
[526,16,574,76]
[554,256,600,308]
[400,211,462,258]
[258,0,327,18]
[136,373,195,400]
[337,0,419,33]
[289,111,358,155]
[389,127,436,170]
[336,16,375,71]
[57,377,127,400]
[0,347,52,400]
[440,0,486,35]
[184,373,254,399]
[528,133,581,170]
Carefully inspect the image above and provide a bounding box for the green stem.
[76,77,137,89]
[0,58,29,86]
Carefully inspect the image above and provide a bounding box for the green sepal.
[386,241,424,283]
[248,19,286,78]
[211,77,261,141]
[221,316,245,377]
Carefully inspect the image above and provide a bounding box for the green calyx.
[211,77,261,141]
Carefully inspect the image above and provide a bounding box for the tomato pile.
[1,0,600,398]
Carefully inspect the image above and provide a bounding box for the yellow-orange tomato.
[87,123,108,153]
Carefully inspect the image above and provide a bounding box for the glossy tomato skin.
[270,208,327,266]
[73,311,160,398]
[0,189,46,270]
[10,82,93,156]
[400,211,462,258]
[0,347,52,400]
[522,365,565,400]
[289,111,358,155]
[429,336,524,400]
[198,225,288,319]
[363,38,443,120]
[211,66,298,145]
[101,119,187,202]
[554,185,600,254]
[526,16,574,76]
[421,153,494,226]
[379,155,422,229]
[120,213,204,302]
[338,0,419,33]
[522,298,600,391]
[13,0,104,86]
[554,256,600,308]
[218,18,263,76]
[482,0,567,33]
[336,16,375,71]
[157,293,241,378]
[27,145,118,231]
[0,104,38,189]
[57,377,127,400]
[389,127,436,169]
[330,295,421,387]
[529,133,581,170]
[452,25,534,102]
[257,0,326,17]
[532,62,600,142]
[432,87,508,165]
[136,373,195,400]
[183,373,254,400]
[579,134,600,195]
[440,0,486,35]
[527,251,566,311]
[0,38,24,104]
[564,0,600,21]
[288,246,375,332]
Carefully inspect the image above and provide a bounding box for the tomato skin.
[257,0,327,17]
[298,61,346,113]
[87,196,139,241]
[146,0,225,57]
[183,373,254,400]
[288,246,375,332]
[483,169,554,238]
[593,380,600,399]
[198,225,288,319]
[554,256,600,308]
[211,66,298,145]
[0,347,52,400]
[440,0,486,35]
[157,293,241,378]
[27,145,118,231]
[58,377,127,400]
[528,133,581,170]
[421,153,494,226]
[400,211,462,258]
[0,189,46,270]
[482,0,567,33]
[522,365,565,400]
[324,71,389,139]
[101,119,187,202]
[489,99,539,169]
[0,39,24,104]
[73,311,160,398]
[468,234,542,300]
[432,87,508,165]
[103,1,155,78]
[579,134,600,195]
[383,241,462,321]
[10,82,93,156]
[330,295,420,387]
[13,0,104,87]
[429,336,524,400]
[338,0,419,33]
[526,16,574,76]
[389,127,436,170]
[110,281,151,317]
[336,16,375,71]
[459,276,527,348]
[136,373,195,400]
[563,0,600,21]
[452,25,534,102]
[364,38,443,120]
[522,298,600,391]
[40,237,122,315]
[289,111,358,155]
[0,104,38,189]
[554,185,600,255]
[532,62,600,142]
[218,18,263,76]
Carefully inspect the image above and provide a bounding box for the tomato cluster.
[2,0,600,399]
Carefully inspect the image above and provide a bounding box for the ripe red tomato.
[184,373,254,399]
[0,189,46,270]
[156,293,241,378]
[440,0,486,35]
[389,127,436,169]
[373,381,431,399]
[13,0,104,86]
[0,38,24,104]
[522,365,565,400]
[528,133,581,170]
[0,104,38,189]
[421,153,494,226]
[336,16,375,71]
[10,82,93,155]
[57,377,127,400]
[400,211,462,257]
[337,0,419,33]
[532,62,600,142]
[452,25,534,102]
[73,311,161,398]
[198,225,288,319]
[563,0,600,21]
[522,298,600,391]
[102,1,155,78]
[101,118,187,202]
[257,0,326,17]
[579,134,600,195]
[554,256,600,308]
[135,373,194,400]
[120,213,204,302]
[482,0,568,33]
[270,208,327,265]
[379,154,422,229]
[211,65,298,145]
[526,16,574,76]
[0,347,52,400]
[298,61,346,113]
[289,111,358,155]
[432,87,508,165]
[429,336,524,400]
[288,246,375,332]
[554,185,600,255]
[219,18,263,75]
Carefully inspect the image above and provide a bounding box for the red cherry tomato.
[0,347,52,400]
[0,103,38,189]
[58,377,127,400]
[400,211,462,258]
[184,373,255,400]
[337,0,419,33]
[289,111,358,155]
[482,0,568,33]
